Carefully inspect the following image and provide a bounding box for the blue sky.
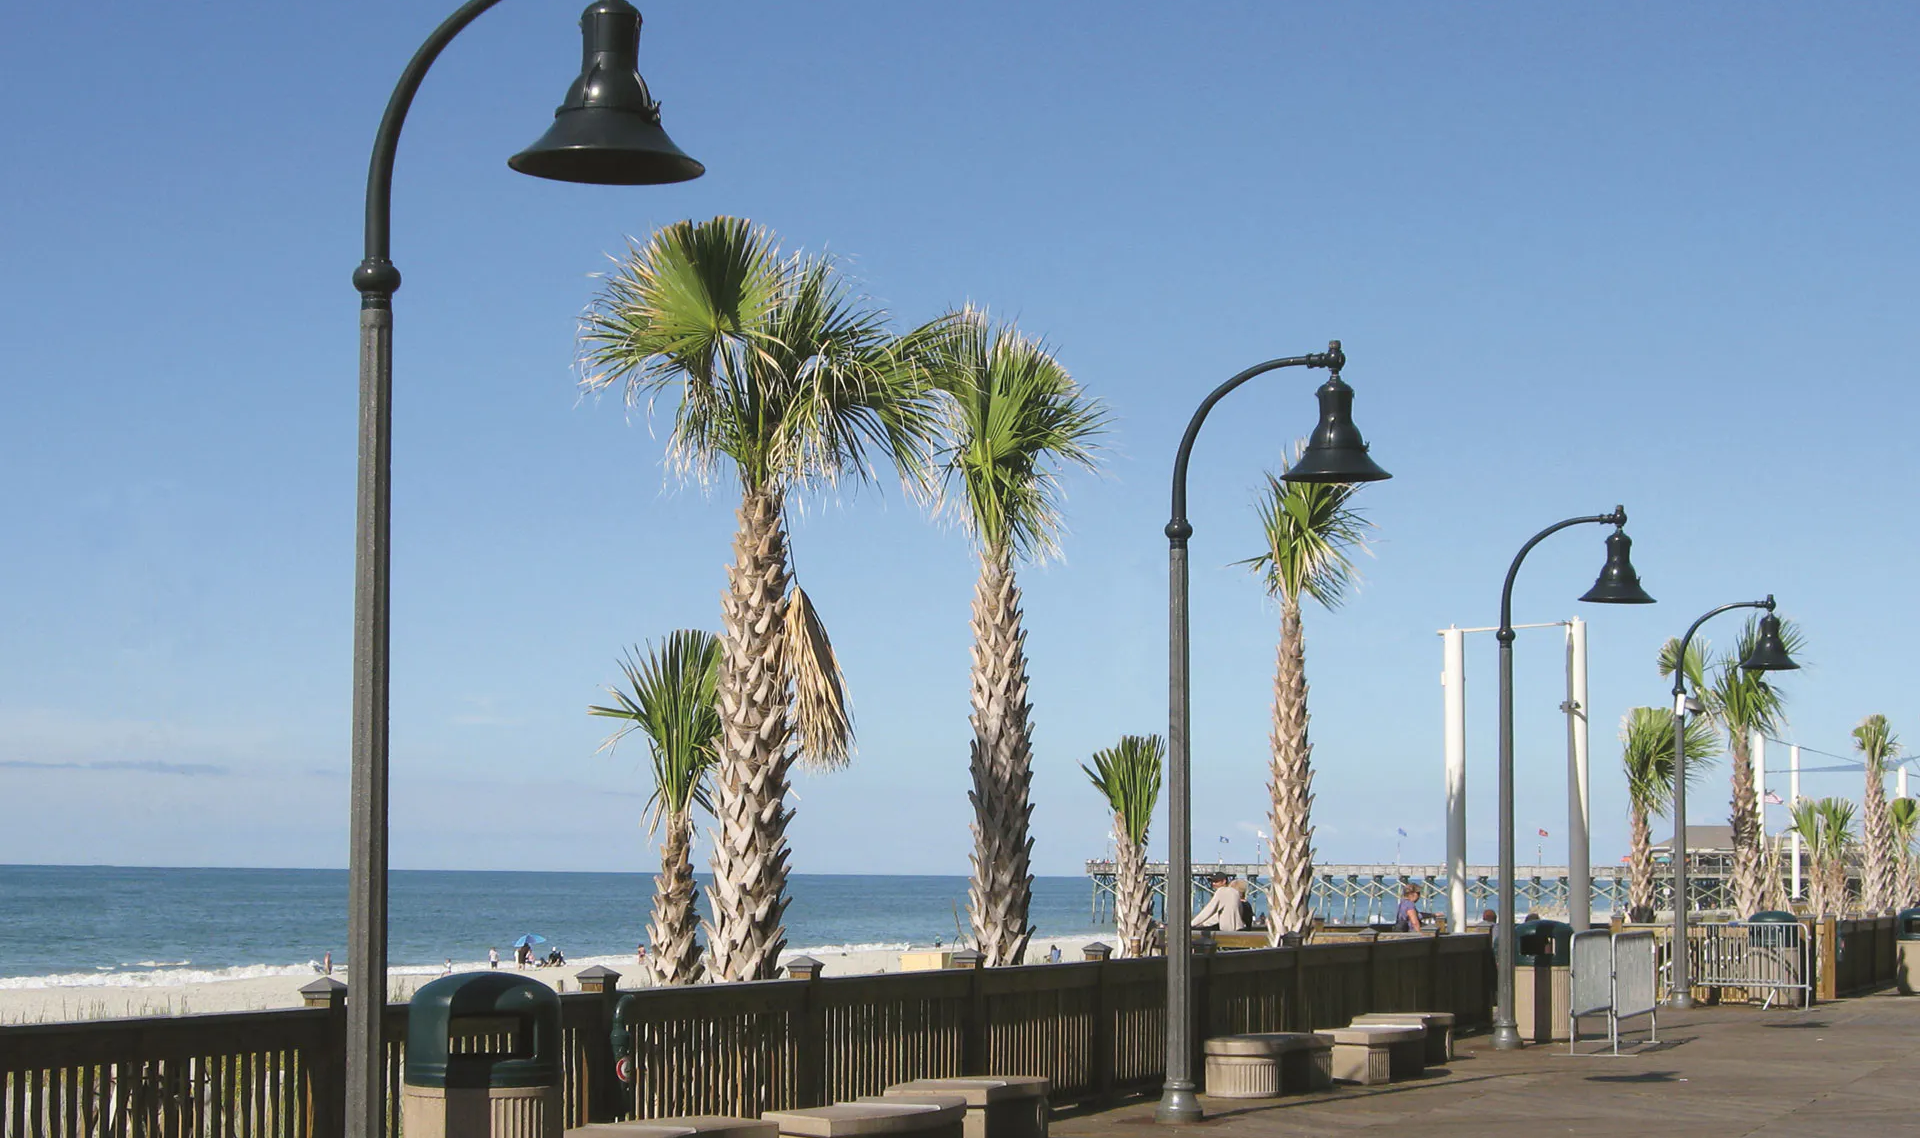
[1,2,1915,877]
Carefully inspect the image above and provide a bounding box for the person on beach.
[1394,884,1426,932]
[323,951,332,976]
[489,947,499,969]
[1192,872,1247,931]
[443,958,453,975]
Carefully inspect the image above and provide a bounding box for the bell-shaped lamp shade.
[1740,612,1800,671]
[508,1,704,186]
[1578,528,1656,604]
[1281,375,1392,484]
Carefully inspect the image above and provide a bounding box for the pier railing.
[0,933,1493,1137]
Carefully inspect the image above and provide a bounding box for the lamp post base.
[1668,993,1695,1010]
[1490,1022,1524,1050]
[1154,1085,1203,1124]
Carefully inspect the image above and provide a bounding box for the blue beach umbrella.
[513,934,547,948]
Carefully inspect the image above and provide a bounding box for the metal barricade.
[1567,929,1660,1055]
[1689,920,1811,1009]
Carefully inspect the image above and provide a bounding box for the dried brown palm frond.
[783,583,853,771]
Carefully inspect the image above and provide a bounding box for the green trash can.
[1512,920,1572,1041]
[1747,910,1806,1006]
[402,972,563,1138]
[1896,908,1920,995]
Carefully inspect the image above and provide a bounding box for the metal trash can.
[1513,919,1572,1042]
[403,972,563,1138]
[1896,908,1920,995]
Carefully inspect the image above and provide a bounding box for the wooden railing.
[0,933,1491,1138]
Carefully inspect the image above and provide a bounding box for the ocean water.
[0,866,1109,988]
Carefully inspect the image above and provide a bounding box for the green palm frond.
[1619,707,1719,818]
[588,630,722,833]
[1238,444,1373,609]
[1892,797,1920,847]
[1789,796,1858,860]
[1082,735,1164,847]
[1853,714,1898,777]
[578,216,941,497]
[915,307,1107,563]
[1703,614,1806,737]
[1655,637,1709,694]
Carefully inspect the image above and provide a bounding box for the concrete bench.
[1201,1033,1333,1098]
[567,1120,775,1138]
[874,1077,1049,1138]
[1323,1024,1426,1085]
[1349,1011,1455,1064]
[765,1099,966,1138]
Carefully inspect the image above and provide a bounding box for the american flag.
[1537,828,1550,838]
[1764,790,1784,805]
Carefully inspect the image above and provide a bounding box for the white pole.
[1900,765,1910,801]
[1789,745,1802,900]
[1443,628,1468,933]
[1566,618,1591,930]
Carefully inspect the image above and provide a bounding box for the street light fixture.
[1158,342,1389,1123]
[1665,597,1798,1009]
[347,4,700,1136]
[1491,509,1653,1051]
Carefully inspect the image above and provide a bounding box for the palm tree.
[1240,451,1372,941]
[580,217,940,981]
[1891,797,1920,910]
[590,631,722,985]
[1083,735,1165,958]
[1618,707,1717,922]
[1788,796,1856,917]
[1854,715,1900,913]
[916,308,1105,967]
[1664,616,1805,917]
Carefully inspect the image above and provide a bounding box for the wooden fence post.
[576,965,622,1124]
[785,957,826,1107]
[300,978,347,1138]
[1082,944,1114,1104]
[953,951,986,1076]
[1817,917,1838,1001]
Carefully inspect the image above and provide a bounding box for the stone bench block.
[567,1119,776,1138]
[876,1077,1049,1138]
[1201,1033,1334,1098]
[1322,1024,1426,1085]
[765,1099,966,1138]
[1349,1011,1455,1063]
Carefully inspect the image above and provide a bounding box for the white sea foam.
[0,962,321,991]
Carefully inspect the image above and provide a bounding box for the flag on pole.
[1537,828,1550,838]
[1396,828,1408,838]
[1218,835,1231,844]
[1764,790,1784,805]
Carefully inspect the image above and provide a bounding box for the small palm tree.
[1853,715,1900,913]
[1619,707,1717,922]
[1789,796,1857,917]
[1240,451,1372,941]
[580,217,940,981]
[1891,797,1920,910]
[1664,616,1805,917]
[590,632,722,985]
[917,308,1105,967]
[1083,735,1165,958]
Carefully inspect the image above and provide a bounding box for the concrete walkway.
[1055,991,1920,1137]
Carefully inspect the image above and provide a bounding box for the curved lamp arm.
[1165,342,1344,541]
[1670,596,1776,698]
[354,0,507,305]
[1496,507,1627,637]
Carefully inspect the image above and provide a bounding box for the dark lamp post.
[1158,342,1388,1124]
[1665,596,1798,1010]
[347,4,700,1138]
[1491,509,1652,1052]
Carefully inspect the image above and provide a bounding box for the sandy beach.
[0,935,1110,1025]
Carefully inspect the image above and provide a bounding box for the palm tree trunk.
[1113,823,1151,958]
[1862,766,1896,914]
[1728,734,1766,917]
[1265,597,1314,942]
[647,809,705,985]
[706,490,795,983]
[1627,805,1655,922]
[966,546,1036,967]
